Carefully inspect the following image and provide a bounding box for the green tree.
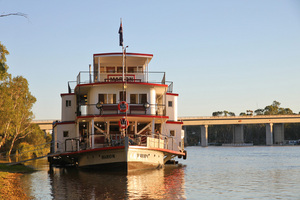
[212,111,235,117]
[0,43,36,156]
[228,112,235,116]
[212,111,223,116]
[254,109,264,115]
[0,75,14,149]
[6,76,36,155]
[0,42,9,80]
[264,101,281,115]
[17,124,50,159]
[263,101,294,115]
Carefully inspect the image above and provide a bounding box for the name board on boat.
[130,153,150,160]
[106,75,136,82]
[101,154,115,159]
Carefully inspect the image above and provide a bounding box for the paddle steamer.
[48,51,186,171]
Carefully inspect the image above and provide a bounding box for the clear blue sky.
[1,0,300,120]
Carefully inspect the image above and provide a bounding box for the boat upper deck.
[67,52,173,93]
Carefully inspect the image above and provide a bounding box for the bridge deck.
[179,115,300,125]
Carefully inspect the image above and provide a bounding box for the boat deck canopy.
[93,52,153,66]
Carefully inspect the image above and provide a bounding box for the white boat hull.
[77,146,164,171]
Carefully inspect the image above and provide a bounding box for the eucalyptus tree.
[0,42,11,149]
[212,111,235,117]
[0,42,9,80]
[6,76,36,155]
[254,109,264,115]
[263,101,294,115]
[0,43,36,156]
[264,101,281,115]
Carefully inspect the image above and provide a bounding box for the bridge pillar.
[266,123,273,146]
[200,125,208,147]
[274,123,284,145]
[183,126,188,145]
[233,124,244,144]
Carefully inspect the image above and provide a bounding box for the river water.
[21,146,300,199]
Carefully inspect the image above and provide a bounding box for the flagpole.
[119,18,128,137]
[119,18,125,83]
[122,46,125,82]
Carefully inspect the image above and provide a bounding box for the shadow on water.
[21,158,186,200]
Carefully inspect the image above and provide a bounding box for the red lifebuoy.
[119,117,129,129]
[118,101,128,112]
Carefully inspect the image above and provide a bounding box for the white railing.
[147,137,164,149]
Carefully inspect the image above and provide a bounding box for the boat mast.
[119,19,129,137]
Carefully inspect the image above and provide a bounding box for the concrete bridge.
[33,115,300,146]
[179,115,300,146]
[32,120,55,134]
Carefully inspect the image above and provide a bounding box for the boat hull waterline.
[49,145,185,171]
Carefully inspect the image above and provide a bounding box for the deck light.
[96,102,103,109]
[143,102,150,109]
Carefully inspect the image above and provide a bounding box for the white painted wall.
[165,123,182,151]
[61,94,76,121]
[86,84,166,115]
[166,94,178,121]
[55,123,76,152]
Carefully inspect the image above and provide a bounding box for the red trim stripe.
[129,146,185,156]
[77,115,169,120]
[166,93,179,96]
[93,52,153,57]
[77,82,168,88]
[61,93,75,97]
[166,121,183,124]
[53,121,76,128]
[55,121,75,125]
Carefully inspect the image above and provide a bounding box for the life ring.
[118,101,128,112]
[119,117,129,129]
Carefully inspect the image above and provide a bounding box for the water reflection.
[127,166,185,199]
[21,147,300,199]
[47,164,185,200]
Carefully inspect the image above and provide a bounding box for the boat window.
[139,94,147,104]
[66,100,71,107]
[130,94,138,104]
[79,95,87,105]
[106,67,115,73]
[120,91,126,101]
[137,66,143,73]
[99,94,106,104]
[168,101,173,107]
[63,131,69,137]
[117,67,122,73]
[99,94,116,104]
[170,130,175,137]
[100,67,105,73]
[107,94,116,104]
[128,67,136,73]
